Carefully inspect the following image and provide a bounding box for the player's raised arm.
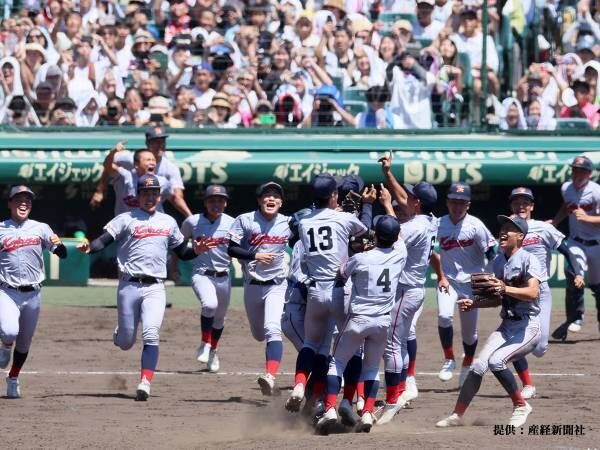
[378,151,410,213]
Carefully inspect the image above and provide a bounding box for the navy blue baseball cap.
[497,214,528,235]
[338,175,364,196]
[447,182,471,201]
[311,173,339,200]
[205,184,229,199]
[145,126,169,140]
[256,181,284,198]
[571,155,594,171]
[374,214,401,243]
[8,185,35,199]
[509,186,534,201]
[137,174,161,191]
[404,182,437,208]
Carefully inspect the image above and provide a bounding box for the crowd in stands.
[0,0,599,130]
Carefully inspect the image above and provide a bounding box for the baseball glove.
[470,272,505,308]
[341,190,362,215]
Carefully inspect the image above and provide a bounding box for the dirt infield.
[2,303,599,449]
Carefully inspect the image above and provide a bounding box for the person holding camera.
[386,51,436,129]
[355,85,400,129]
[300,84,355,128]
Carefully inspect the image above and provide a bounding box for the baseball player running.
[549,155,600,338]
[508,187,583,399]
[78,174,198,401]
[286,173,373,415]
[436,182,496,385]
[0,186,67,398]
[91,127,192,218]
[227,182,291,396]
[181,185,234,373]
[316,215,406,434]
[436,215,542,428]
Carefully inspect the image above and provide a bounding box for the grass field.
[41,286,598,310]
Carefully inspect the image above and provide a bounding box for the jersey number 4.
[376,268,391,292]
[307,226,333,252]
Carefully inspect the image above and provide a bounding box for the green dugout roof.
[1,128,599,185]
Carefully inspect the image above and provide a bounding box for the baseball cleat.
[285,383,305,412]
[356,395,365,415]
[568,320,582,333]
[338,398,358,426]
[196,342,211,363]
[207,350,220,373]
[6,377,20,399]
[509,402,532,427]
[315,407,338,434]
[436,413,464,428]
[311,399,325,421]
[521,385,537,400]
[404,376,418,402]
[551,322,569,341]
[135,378,151,401]
[376,396,407,425]
[355,411,374,433]
[257,373,277,396]
[438,359,456,382]
[458,366,470,388]
[0,343,12,369]
[112,327,119,347]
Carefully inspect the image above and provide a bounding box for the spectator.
[413,0,445,41]
[386,51,436,128]
[560,78,600,128]
[192,63,216,109]
[98,98,125,126]
[355,85,400,129]
[31,81,56,125]
[499,97,527,130]
[525,98,556,130]
[300,84,355,127]
[324,26,355,87]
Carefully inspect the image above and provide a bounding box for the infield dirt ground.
[1,287,598,449]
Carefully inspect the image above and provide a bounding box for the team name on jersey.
[132,225,171,239]
[249,233,288,245]
[567,202,594,212]
[522,235,541,247]
[2,236,41,252]
[206,236,229,245]
[439,237,474,251]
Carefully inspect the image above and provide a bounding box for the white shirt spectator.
[193,87,216,109]
[413,20,445,40]
[451,32,499,76]
[388,65,436,128]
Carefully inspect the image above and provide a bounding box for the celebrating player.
[508,187,582,399]
[227,182,292,396]
[436,215,542,428]
[316,215,406,434]
[549,155,600,339]
[181,185,234,373]
[0,186,67,398]
[77,174,198,401]
[285,173,373,416]
[377,154,439,423]
[436,182,496,385]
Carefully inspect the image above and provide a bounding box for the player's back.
[298,208,367,281]
[399,214,438,287]
[522,219,564,282]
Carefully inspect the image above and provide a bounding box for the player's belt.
[573,237,600,246]
[249,279,280,286]
[127,276,161,284]
[0,283,38,292]
[204,270,229,278]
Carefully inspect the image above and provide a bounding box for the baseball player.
[285,173,373,415]
[436,215,542,428]
[181,185,234,373]
[227,182,292,396]
[0,186,67,398]
[436,182,496,385]
[104,144,175,216]
[508,187,583,399]
[549,155,600,338]
[376,154,439,424]
[316,215,406,434]
[91,127,192,218]
[78,174,198,401]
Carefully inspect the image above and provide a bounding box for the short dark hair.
[134,148,153,164]
[334,26,352,39]
[377,238,395,248]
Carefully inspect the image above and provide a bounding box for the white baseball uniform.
[104,209,184,349]
[471,249,542,376]
[114,152,185,190]
[437,214,496,345]
[181,213,234,330]
[110,168,173,216]
[384,214,437,374]
[0,219,58,353]
[228,211,291,343]
[297,208,367,352]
